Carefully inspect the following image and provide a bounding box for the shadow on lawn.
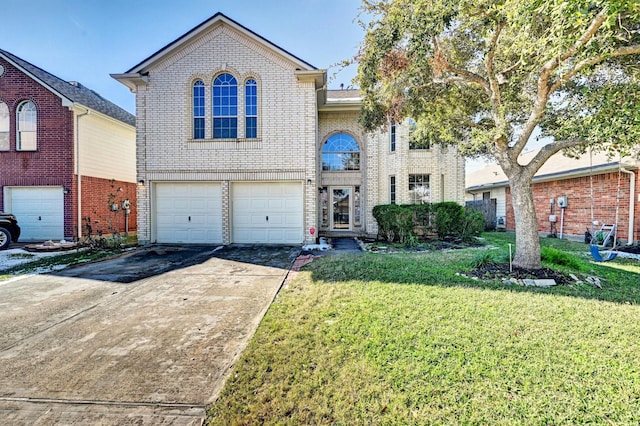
[304,250,640,306]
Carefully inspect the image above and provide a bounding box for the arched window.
[0,102,9,151]
[212,73,237,139]
[322,133,360,171]
[245,79,258,138]
[193,80,205,139]
[17,101,37,151]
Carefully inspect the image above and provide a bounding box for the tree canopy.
[357,0,640,268]
[358,0,640,160]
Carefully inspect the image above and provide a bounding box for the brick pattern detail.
[505,171,640,243]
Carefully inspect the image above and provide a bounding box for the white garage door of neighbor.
[7,186,64,241]
[232,182,303,244]
[155,182,222,244]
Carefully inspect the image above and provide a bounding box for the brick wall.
[1,57,137,240]
[0,56,74,224]
[505,170,640,243]
[79,176,137,238]
[134,24,317,244]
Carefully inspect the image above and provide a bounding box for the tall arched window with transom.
[245,79,257,138]
[0,101,9,151]
[322,133,360,171]
[17,100,37,151]
[212,73,237,139]
[192,80,205,139]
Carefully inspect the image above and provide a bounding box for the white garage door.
[155,182,222,244]
[6,186,64,241]
[232,182,303,244]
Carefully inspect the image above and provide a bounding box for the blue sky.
[1,0,364,114]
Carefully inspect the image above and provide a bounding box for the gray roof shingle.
[0,48,135,127]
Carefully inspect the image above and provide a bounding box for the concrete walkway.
[0,245,298,425]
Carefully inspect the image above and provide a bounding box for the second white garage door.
[155,182,222,244]
[232,182,303,244]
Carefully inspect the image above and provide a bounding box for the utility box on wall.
[557,196,568,208]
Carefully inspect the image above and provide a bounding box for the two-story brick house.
[0,49,136,242]
[113,13,464,245]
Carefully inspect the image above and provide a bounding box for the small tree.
[357,0,640,269]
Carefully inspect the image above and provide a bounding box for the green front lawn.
[207,233,640,424]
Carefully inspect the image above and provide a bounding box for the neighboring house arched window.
[322,133,360,171]
[245,79,258,138]
[193,80,205,139]
[17,100,37,151]
[0,101,9,151]
[213,73,237,139]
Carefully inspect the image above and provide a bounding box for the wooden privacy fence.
[466,199,497,230]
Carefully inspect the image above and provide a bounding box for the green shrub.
[373,202,483,243]
[469,251,498,269]
[372,204,414,243]
[460,207,485,241]
[541,246,582,270]
[433,202,465,239]
[410,203,432,227]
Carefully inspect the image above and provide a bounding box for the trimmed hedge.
[373,202,484,243]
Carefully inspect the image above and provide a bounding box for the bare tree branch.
[432,37,490,92]
[549,44,640,92]
[525,138,585,176]
[486,21,506,109]
[514,8,610,155]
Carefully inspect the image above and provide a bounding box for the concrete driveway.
[0,245,299,425]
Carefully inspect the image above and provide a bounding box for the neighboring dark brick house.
[0,49,136,242]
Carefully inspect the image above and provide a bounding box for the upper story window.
[407,118,431,150]
[0,101,9,151]
[245,79,258,139]
[390,121,396,152]
[322,133,360,171]
[17,100,37,151]
[193,80,205,139]
[213,73,238,139]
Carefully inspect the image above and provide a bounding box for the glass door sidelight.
[332,188,351,230]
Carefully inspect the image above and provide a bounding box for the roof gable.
[0,48,135,127]
[466,150,635,191]
[124,13,317,75]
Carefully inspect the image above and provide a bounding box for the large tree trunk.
[509,173,542,269]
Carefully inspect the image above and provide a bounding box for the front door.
[332,188,351,230]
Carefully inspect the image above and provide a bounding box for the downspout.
[75,107,90,239]
[621,168,636,244]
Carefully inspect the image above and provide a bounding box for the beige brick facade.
[114,13,465,244]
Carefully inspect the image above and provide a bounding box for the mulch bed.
[617,245,640,254]
[470,264,575,286]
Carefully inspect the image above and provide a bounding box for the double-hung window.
[245,79,257,138]
[0,101,9,151]
[409,174,430,204]
[17,100,37,151]
[390,176,396,204]
[390,121,396,152]
[213,73,238,139]
[193,80,205,139]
